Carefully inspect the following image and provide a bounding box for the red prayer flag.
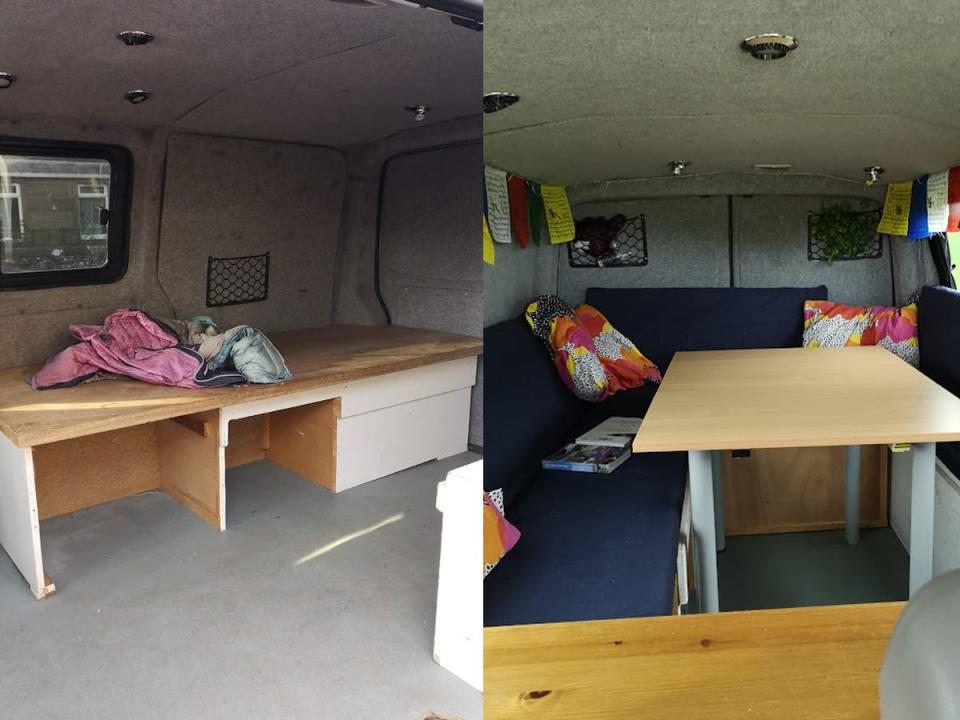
[947,167,960,232]
[507,174,530,249]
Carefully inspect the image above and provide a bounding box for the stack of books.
[541,417,642,474]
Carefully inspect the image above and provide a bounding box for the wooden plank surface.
[633,347,960,452]
[484,602,904,720]
[267,398,339,491]
[722,445,888,535]
[156,410,223,530]
[0,325,481,448]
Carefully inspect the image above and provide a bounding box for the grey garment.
[207,325,292,384]
[880,569,960,719]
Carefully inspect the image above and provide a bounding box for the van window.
[0,140,131,290]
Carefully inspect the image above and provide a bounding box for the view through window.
[0,155,112,275]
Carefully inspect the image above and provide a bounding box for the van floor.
[718,527,909,611]
[0,453,481,720]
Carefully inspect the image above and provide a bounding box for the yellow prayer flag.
[541,185,576,244]
[482,214,495,265]
[877,181,912,236]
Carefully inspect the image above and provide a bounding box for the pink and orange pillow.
[484,489,520,578]
[803,300,918,366]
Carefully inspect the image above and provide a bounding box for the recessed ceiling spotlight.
[669,160,689,176]
[125,89,151,104]
[483,92,520,114]
[117,30,155,46]
[753,163,793,171]
[405,104,430,122]
[0,73,16,89]
[740,33,798,60]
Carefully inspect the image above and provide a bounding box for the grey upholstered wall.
[483,240,559,325]
[334,116,483,447]
[0,115,173,367]
[157,133,346,331]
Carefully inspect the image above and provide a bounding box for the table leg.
[909,442,935,597]
[690,450,719,613]
[712,450,725,552]
[845,445,861,546]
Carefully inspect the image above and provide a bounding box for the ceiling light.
[125,89,151,104]
[865,166,885,186]
[117,30,155,46]
[740,33,798,60]
[405,104,430,122]
[0,73,16,89]
[753,163,792,171]
[669,161,689,176]
[483,92,520,114]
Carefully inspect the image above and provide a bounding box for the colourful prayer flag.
[483,166,512,244]
[906,176,930,240]
[507,174,530,249]
[482,214,495,265]
[541,185,576,244]
[877,181,912,236]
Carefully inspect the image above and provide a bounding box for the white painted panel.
[0,432,49,598]
[891,454,960,578]
[433,460,482,690]
[337,358,477,418]
[335,388,471,492]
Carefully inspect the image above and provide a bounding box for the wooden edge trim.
[171,415,210,438]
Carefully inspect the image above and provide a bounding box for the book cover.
[576,416,643,447]
[541,442,631,474]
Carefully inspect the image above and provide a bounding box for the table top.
[484,602,904,720]
[0,325,481,448]
[633,346,960,452]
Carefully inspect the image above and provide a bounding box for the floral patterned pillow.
[803,300,918,366]
[483,489,520,578]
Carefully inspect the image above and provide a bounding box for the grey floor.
[718,527,910,612]
[0,452,481,720]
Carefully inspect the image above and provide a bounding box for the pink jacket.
[31,309,243,390]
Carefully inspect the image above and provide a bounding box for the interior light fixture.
[0,73,16,89]
[405,104,430,122]
[117,30,155,46]
[740,33,798,60]
[483,92,520,114]
[125,89,151,104]
[669,160,689,176]
[865,166,885,185]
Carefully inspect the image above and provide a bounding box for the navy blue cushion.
[483,452,687,627]
[584,286,828,371]
[918,285,960,476]
[483,316,584,507]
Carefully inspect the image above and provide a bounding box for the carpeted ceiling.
[483,0,960,185]
[0,0,480,146]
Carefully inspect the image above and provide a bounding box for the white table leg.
[909,442,936,597]
[845,445,861,546]
[0,433,54,599]
[711,450,725,552]
[690,450,719,613]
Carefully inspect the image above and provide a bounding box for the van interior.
[0,2,482,718]
[482,3,960,717]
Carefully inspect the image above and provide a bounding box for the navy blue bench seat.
[918,285,960,478]
[483,285,827,627]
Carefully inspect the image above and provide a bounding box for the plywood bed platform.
[0,324,481,599]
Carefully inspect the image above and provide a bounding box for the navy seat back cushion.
[919,285,960,398]
[483,316,583,507]
[918,285,960,476]
[584,286,828,371]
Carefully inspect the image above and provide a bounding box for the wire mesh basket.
[807,208,883,262]
[206,252,270,307]
[568,215,648,268]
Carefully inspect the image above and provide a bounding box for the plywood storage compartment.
[722,445,888,535]
[265,398,339,491]
[225,415,268,469]
[32,412,223,530]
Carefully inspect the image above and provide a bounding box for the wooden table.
[0,325,481,599]
[484,601,904,719]
[633,347,960,612]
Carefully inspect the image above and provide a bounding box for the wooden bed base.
[0,326,480,599]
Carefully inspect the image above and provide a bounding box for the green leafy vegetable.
[809,203,879,266]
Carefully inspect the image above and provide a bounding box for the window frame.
[0,181,23,241]
[0,137,133,291]
[77,183,110,241]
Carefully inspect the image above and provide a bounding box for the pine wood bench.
[0,325,482,599]
[485,601,905,719]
